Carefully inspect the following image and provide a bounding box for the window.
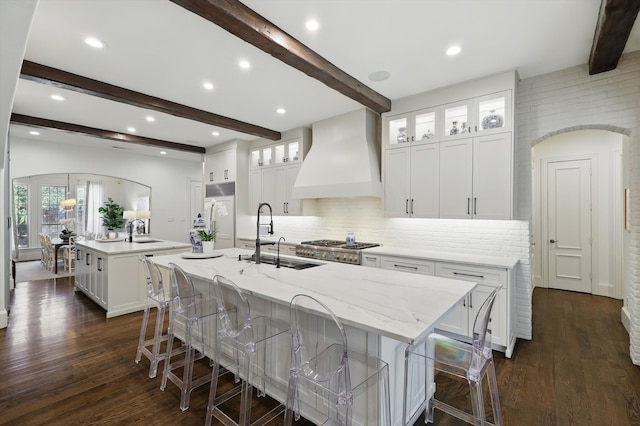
[41,185,66,236]
[13,183,29,248]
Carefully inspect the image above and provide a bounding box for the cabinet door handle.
[209,172,213,182]
[76,250,81,261]
[97,257,103,272]
[86,253,90,266]
[410,199,414,214]
[469,293,473,309]
[405,199,409,214]
[453,271,485,279]
[474,197,477,215]
[463,297,466,307]
[394,264,418,271]
[467,198,471,215]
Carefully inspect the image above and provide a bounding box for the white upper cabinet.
[382,72,516,220]
[385,144,439,218]
[206,148,236,183]
[248,128,314,216]
[439,132,512,220]
[441,90,512,141]
[385,107,438,149]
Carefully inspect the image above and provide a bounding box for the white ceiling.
[9,0,640,160]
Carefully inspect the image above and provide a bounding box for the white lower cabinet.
[380,256,435,275]
[369,254,515,357]
[75,245,186,318]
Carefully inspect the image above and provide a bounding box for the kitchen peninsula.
[152,247,477,425]
[74,239,191,318]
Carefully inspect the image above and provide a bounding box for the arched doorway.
[531,128,625,298]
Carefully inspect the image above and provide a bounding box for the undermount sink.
[133,238,161,243]
[250,254,322,270]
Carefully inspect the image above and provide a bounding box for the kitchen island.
[74,239,191,318]
[152,248,476,426]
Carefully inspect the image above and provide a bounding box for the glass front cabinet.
[441,90,511,141]
[385,107,438,149]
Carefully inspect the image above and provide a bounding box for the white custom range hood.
[291,108,382,199]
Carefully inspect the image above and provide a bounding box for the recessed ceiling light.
[84,37,105,48]
[127,127,136,132]
[446,45,461,56]
[276,108,286,114]
[50,94,64,101]
[29,131,40,136]
[239,60,251,70]
[305,19,319,31]
[145,116,155,122]
[212,131,220,136]
[160,151,167,155]
[368,70,390,82]
[203,82,214,90]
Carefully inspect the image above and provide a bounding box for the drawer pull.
[365,256,377,261]
[453,272,484,279]
[394,264,418,271]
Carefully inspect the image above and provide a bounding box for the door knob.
[550,239,556,243]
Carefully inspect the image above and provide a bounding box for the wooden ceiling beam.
[20,60,281,141]
[589,0,640,75]
[10,113,206,154]
[170,0,391,114]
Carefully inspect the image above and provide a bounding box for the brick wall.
[515,50,640,364]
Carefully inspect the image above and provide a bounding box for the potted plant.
[98,197,125,238]
[196,227,217,253]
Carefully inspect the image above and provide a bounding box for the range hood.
[291,108,382,199]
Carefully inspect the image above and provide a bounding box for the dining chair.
[61,236,76,272]
[205,274,290,426]
[285,294,391,426]
[406,285,503,426]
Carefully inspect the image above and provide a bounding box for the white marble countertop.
[362,246,520,269]
[152,248,476,345]
[75,239,191,255]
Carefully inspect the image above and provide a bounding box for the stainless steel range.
[295,239,380,265]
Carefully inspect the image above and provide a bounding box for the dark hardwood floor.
[1,277,639,425]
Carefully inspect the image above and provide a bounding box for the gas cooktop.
[296,240,380,265]
[299,240,380,250]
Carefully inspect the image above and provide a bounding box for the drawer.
[435,262,507,287]
[380,256,435,275]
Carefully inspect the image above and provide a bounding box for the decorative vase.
[449,121,459,136]
[482,110,504,129]
[108,231,117,239]
[461,122,468,134]
[397,127,407,143]
[202,241,215,253]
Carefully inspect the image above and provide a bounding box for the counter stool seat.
[135,256,169,378]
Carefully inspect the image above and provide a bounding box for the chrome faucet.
[276,236,286,268]
[255,203,274,264]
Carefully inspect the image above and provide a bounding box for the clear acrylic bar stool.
[285,294,391,426]
[205,274,290,426]
[161,262,214,411]
[404,285,503,426]
[135,256,169,378]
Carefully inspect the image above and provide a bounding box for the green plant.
[196,227,217,242]
[98,197,125,230]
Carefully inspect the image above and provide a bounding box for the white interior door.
[189,179,203,226]
[546,159,592,292]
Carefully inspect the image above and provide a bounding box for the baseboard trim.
[0,308,7,329]
[621,306,630,334]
